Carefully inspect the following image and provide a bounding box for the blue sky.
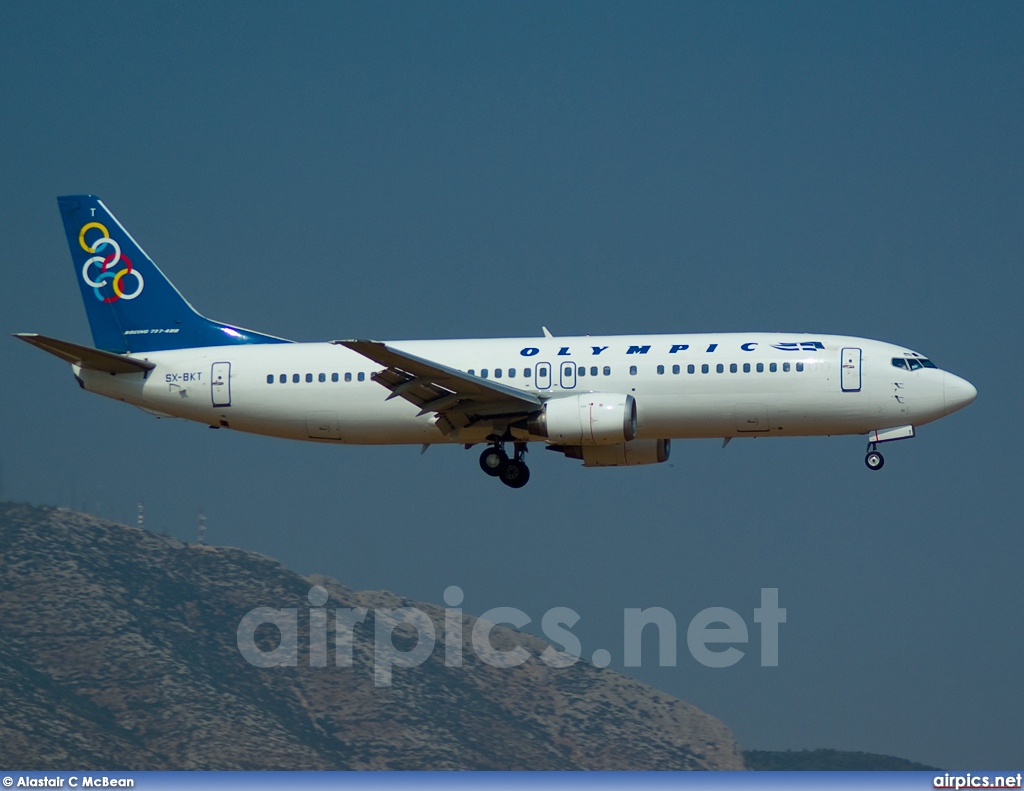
[2,2,1022,768]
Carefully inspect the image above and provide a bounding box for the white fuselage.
[75,332,975,447]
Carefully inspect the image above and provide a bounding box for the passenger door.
[840,348,861,392]
[211,362,231,407]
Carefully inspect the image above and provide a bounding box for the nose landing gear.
[865,441,884,471]
[863,425,916,471]
[479,440,530,488]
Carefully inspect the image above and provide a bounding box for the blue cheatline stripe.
[0,771,999,790]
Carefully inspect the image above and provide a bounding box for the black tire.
[480,447,508,476]
[500,460,530,488]
[865,451,884,471]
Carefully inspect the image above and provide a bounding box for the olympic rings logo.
[79,222,145,303]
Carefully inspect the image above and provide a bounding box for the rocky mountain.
[0,501,744,770]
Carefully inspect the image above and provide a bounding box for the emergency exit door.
[535,362,552,390]
[559,361,577,389]
[841,348,861,392]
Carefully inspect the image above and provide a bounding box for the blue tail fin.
[57,195,291,353]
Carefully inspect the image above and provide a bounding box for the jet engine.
[549,438,671,467]
[527,393,637,445]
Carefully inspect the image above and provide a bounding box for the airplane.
[15,195,977,488]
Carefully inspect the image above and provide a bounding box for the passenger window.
[769,363,777,373]
[481,369,489,378]
[657,365,665,375]
[687,364,695,374]
[756,363,764,373]
[716,364,724,373]
[590,366,598,376]
[509,368,516,377]
[266,374,274,384]
[701,364,709,374]
[629,365,638,376]
[358,372,366,381]
[743,363,750,373]
[279,374,287,383]
[306,373,313,383]
[345,372,352,382]
[495,368,502,378]
[908,359,922,371]
[292,374,300,383]
[524,368,532,377]
[578,366,586,376]
[318,373,326,383]
[603,366,611,376]
[782,362,790,372]
[672,364,680,374]
[468,369,475,376]
[796,362,804,372]
[729,363,737,373]
[332,373,339,382]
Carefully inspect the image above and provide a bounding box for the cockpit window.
[893,356,938,370]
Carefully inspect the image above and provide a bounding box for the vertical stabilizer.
[57,195,290,353]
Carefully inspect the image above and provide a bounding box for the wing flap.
[14,333,155,374]
[335,340,542,421]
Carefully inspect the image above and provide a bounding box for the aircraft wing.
[14,333,155,374]
[335,340,542,434]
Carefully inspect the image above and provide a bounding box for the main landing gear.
[479,440,530,488]
[864,443,884,471]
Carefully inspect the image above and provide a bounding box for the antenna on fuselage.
[542,326,553,338]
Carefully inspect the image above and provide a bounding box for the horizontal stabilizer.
[14,333,155,374]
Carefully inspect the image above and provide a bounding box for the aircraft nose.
[943,372,977,414]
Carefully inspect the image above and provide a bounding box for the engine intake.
[527,393,637,445]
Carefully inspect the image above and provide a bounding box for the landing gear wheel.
[500,459,530,488]
[865,451,884,471]
[479,447,508,476]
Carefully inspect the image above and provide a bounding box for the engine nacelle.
[550,438,671,467]
[528,393,637,445]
